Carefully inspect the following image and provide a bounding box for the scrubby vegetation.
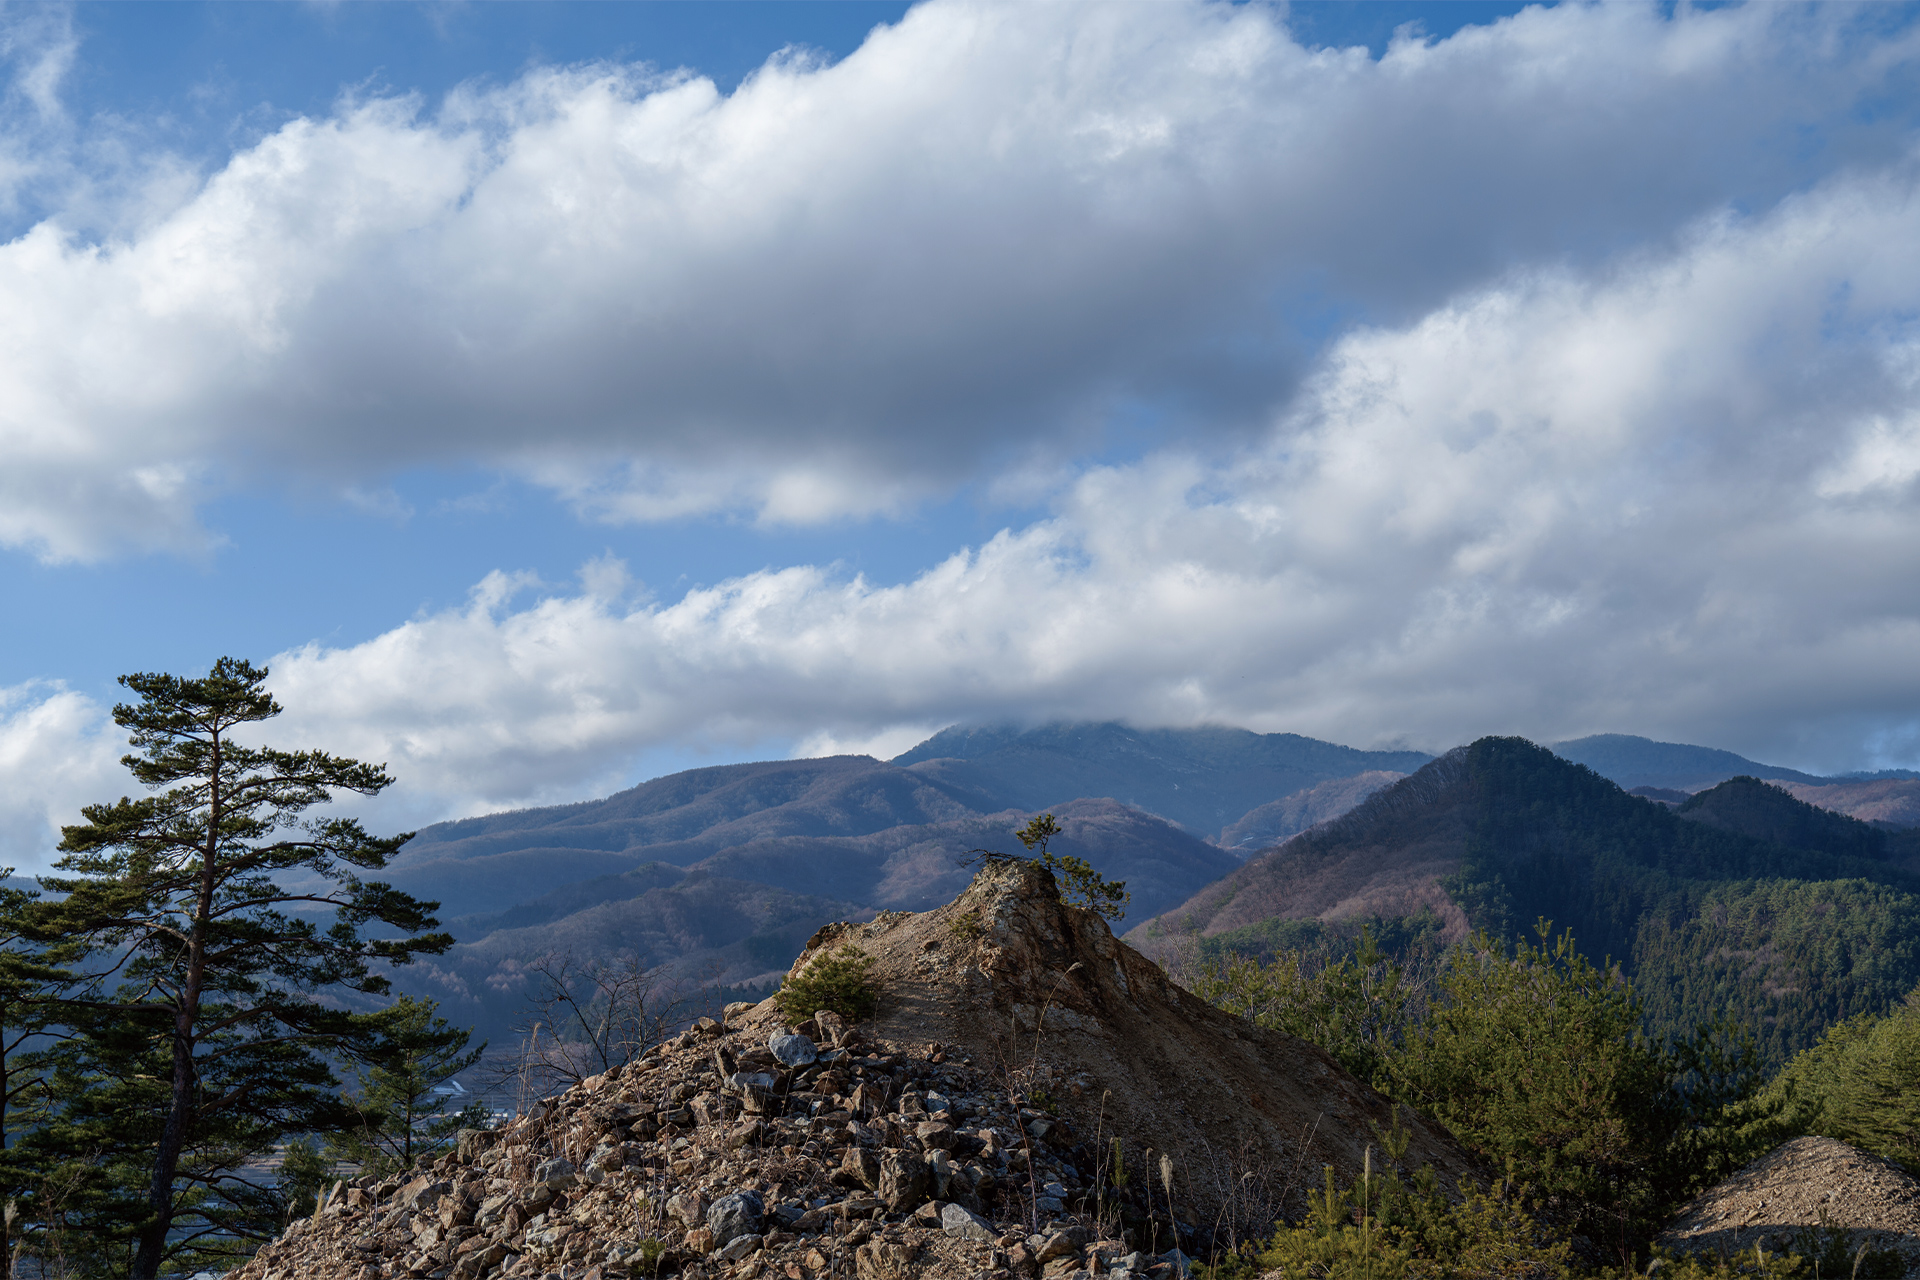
[774,943,880,1022]
[1186,905,1920,1276]
[1758,994,1920,1170]
[1190,921,1785,1264]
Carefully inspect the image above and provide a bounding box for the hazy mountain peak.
[1552,733,1826,791]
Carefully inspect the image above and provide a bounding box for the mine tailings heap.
[234,860,1474,1280]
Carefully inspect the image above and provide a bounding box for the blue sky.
[7,0,1920,867]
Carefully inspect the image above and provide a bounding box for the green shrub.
[1758,989,1920,1171]
[1192,921,1779,1263]
[775,945,879,1023]
[1202,1160,1572,1280]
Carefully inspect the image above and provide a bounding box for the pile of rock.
[232,1009,1191,1280]
[1657,1135,1920,1272]
[234,858,1473,1280]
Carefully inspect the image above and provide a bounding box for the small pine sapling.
[1016,814,1131,920]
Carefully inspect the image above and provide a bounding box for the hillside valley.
[383,724,1419,1041]
[377,722,1920,1053]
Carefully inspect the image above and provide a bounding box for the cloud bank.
[3,156,1902,858]
[9,2,1920,869]
[1,0,1916,558]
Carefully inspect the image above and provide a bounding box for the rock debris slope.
[233,861,1472,1280]
[1658,1137,1920,1271]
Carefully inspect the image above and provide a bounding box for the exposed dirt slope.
[747,859,1477,1231]
[1658,1137,1920,1272]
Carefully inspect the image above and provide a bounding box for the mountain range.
[1131,738,1920,1061]
[379,722,1920,1050]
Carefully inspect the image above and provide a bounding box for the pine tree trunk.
[135,772,220,1280]
[132,1026,196,1280]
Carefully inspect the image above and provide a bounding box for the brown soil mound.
[742,859,1475,1228]
[1658,1137,1920,1272]
[232,861,1473,1280]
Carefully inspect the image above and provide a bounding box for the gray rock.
[398,1177,452,1212]
[533,1156,576,1188]
[878,1149,932,1212]
[769,1033,819,1066]
[727,1071,777,1093]
[941,1202,997,1242]
[928,1149,954,1198]
[715,1232,763,1262]
[707,1189,766,1245]
[666,1191,707,1227]
[454,1128,497,1161]
[1033,1231,1080,1262]
[841,1146,881,1190]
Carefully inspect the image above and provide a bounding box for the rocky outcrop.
[766,858,1475,1231]
[232,860,1475,1280]
[233,1019,1186,1280]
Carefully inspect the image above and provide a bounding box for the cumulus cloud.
[0,681,127,871]
[2,0,1918,557]
[210,158,1920,825]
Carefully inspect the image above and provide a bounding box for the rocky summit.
[232,860,1473,1280]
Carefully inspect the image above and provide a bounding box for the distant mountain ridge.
[384,721,1408,1043]
[1552,733,1830,791]
[892,722,1432,835]
[375,721,1920,1053]
[1134,738,1920,1061]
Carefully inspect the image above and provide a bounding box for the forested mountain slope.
[1133,738,1920,1060]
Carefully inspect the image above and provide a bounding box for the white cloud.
[1,0,1916,558]
[0,681,126,872]
[14,3,1920,869]
[215,159,1920,824]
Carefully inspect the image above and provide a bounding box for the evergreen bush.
[775,945,879,1022]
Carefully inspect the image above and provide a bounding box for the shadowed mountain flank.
[1674,776,1893,861]
[1214,770,1408,855]
[1130,738,1920,1061]
[397,756,999,866]
[1553,733,1827,793]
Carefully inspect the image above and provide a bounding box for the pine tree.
[0,878,82,1279]
[38,657,452,1280]
[330,996,486,1177]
